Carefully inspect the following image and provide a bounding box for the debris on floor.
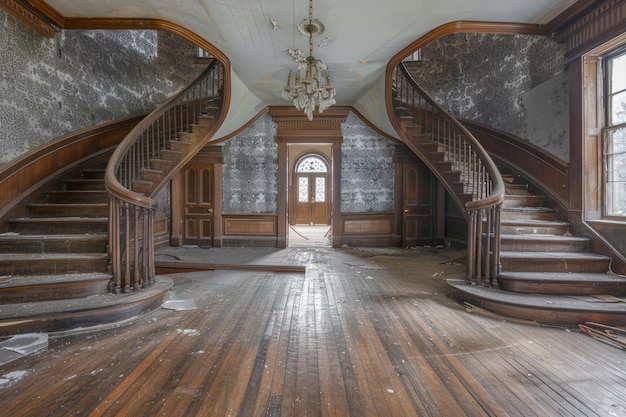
[0,333,48,366]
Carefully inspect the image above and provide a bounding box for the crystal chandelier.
[282,0,336,120]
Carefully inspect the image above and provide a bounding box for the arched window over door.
[294,154,330,225]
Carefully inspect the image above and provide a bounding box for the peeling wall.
[340,113,395,213]
[0,9,205,164]
[222,113,279,214]
[406,33,570,161]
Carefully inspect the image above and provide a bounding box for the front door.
[183,163,214,246]
[403,162,437,247]
[295,173,330,225]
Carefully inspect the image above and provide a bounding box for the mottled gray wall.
[341,113,395,213]
[407,33,570,161]
[0,9,205,164]
[222,113,279,213]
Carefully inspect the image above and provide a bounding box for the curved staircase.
[0,158,171,336]
[448,171,626,326]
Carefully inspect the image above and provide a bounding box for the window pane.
[611,53,626,93]
[296,156,328,172]
[298,177,309,202]
[604,127,626,216]
[611,90,626,125]
[315,177,326,202]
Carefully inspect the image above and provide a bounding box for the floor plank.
[0,246,625,417]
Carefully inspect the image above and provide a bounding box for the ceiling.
[43,0,576,136]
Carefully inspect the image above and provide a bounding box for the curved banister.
[391,63,504,284]
[105,59,225,293]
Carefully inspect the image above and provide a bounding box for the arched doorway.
[293,153,331,226]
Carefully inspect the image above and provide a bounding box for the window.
[603,49,626,217]
[296,155,328,173]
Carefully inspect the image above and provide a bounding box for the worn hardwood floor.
[0,246,624,416]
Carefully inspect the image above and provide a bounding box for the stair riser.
[501,211,556,221]
[500,224,570,235]
[0,279,109,303]
[28,206,108,218]
[150,160,174,172]
[502,196,544,207]
[498,279,626,296]
[64,181,106,191]
[503,185,528,195]
[8,222,108,235]
[0,239,107,254]
[500,240,590,253]
[500,258,610,273]
[0,259,109,276]
[46,193,109,204]
[80,170,105,180]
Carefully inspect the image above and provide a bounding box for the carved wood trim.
[0,0,56,37]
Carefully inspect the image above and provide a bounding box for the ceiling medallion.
[282,0,336,121]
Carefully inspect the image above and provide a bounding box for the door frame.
[171,146,223,247]
[291,151,331,226]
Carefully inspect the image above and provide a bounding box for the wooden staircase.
[0,159,171,336]
[448,171,626,326]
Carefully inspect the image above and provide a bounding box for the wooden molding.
[0,0,57,37]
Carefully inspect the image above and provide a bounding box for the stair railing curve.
[391,63,505,285]
[105,60,225,293]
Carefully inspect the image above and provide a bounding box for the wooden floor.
[0,246,624,416]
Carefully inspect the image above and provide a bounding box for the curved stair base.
[0,276,172,336]
[447,279,626,326]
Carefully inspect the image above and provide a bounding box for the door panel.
[295,173,330,225]
[403,163,436,247]
[183,163,214,246]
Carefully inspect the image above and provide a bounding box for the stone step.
[27,203,108,218]
[500,234,590,253]
[497,271,626,295]
[0,272,111,303]
[8,217,108,234]
[499,251,611,273]
[0,253,109,276]
[0,233,108,253]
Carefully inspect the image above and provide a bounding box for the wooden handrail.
[105,60,225,293]
[391,63,504,284]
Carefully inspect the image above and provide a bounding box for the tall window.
[603,49,626,217]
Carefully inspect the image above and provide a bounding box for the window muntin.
[603,49,626,217]
[296,156,328,173]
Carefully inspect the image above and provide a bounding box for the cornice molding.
[0,0,56,37]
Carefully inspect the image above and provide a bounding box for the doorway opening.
[288,149,332,247]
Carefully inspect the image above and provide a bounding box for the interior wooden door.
[183,163,214,246]
[295,173,330,225]
[402,162,437,247]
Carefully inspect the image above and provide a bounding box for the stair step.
[0,253,109,276]
[0,272,111,303]
[500,219,570,235]
[501,206,557,221]
[140,167,165,183]
[0,276,173,336]
[27,203,108,218]
[503,183,528,195]
[80,169,106,180]
[159,149,183,163]
[46,190,108,204]
[8,217,108,234]
[131,179,153,195]
[63,179,106,191]
[447,278,626,326]
[500,234,590,252]
[502,194,544,208]
[497,272,626,295]
[168,139,192,153]
[150,158,174,171]
[0,233,107,253]
[500,251,611,273]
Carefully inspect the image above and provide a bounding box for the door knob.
[207,208,213,214]
[404,209,408,213]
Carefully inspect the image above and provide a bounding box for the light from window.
[296,156,328,172]
[604,50,626,217]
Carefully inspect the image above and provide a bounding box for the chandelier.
[282,0,336,120]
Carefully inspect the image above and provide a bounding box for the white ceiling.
[45,0,576,135]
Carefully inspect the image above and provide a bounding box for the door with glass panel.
[294,155,330,225]
[183,163,214,246]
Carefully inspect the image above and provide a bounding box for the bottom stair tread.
[0,272,111,288]
[0,276,173,335]
[498,271,626,283]
[447,278,626,326]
